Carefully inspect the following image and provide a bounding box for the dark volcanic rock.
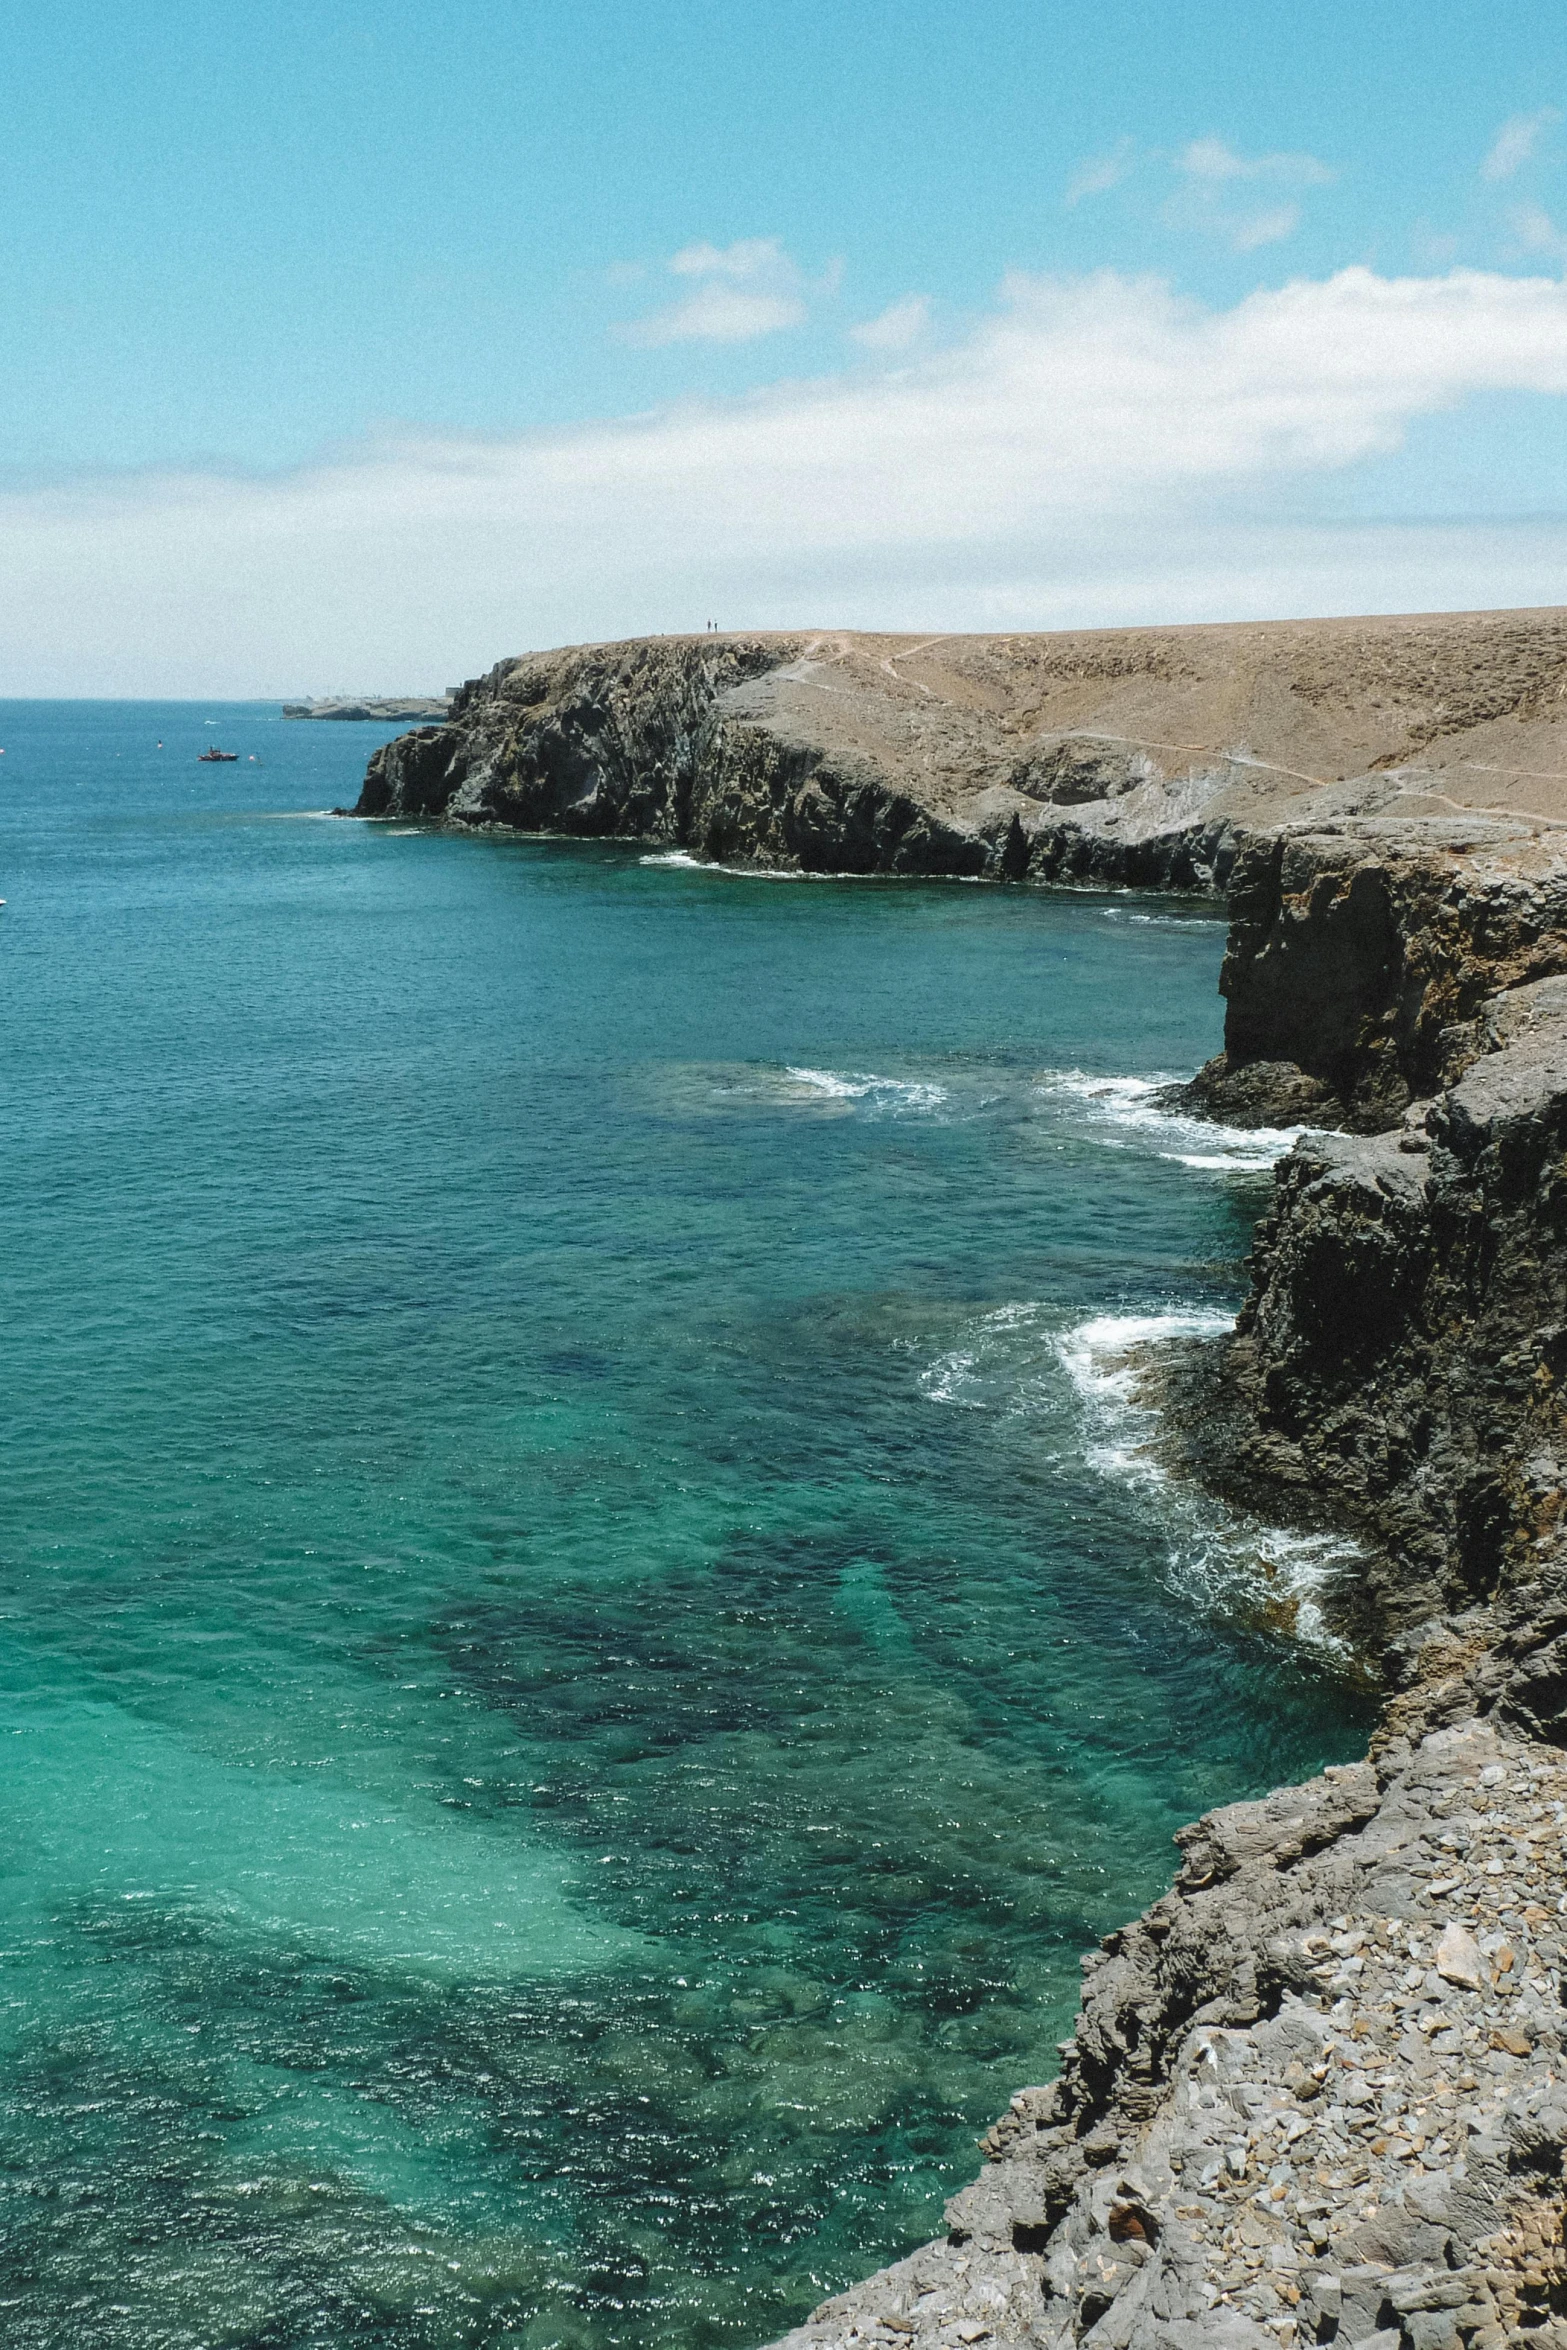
[350,635,1248,885]
[1181,824,1567,1133]
[1164,974,1567,1668]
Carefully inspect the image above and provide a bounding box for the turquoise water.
[0,703,1372,2350]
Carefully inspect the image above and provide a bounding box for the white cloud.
[850,295,931,351]
[1065,141,1135,206]
[1482,108,1560,183]
[1177,137,1334,187]
[1166,138,1334,250]
[625,286,806,345]
[1511,201,1567,260]
[9,265,1567,692]
[621,237,809,345]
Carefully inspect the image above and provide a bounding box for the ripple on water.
[0,715,1372,2350]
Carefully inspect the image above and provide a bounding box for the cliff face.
[1167,976,1567,1662]
[1186,828,1567,1131]
[351,634,1228,887]
[349,611,1567,905]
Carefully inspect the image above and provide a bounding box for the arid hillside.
[357,609,1567,858]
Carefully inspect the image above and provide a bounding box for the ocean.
[0,702,1372,2349]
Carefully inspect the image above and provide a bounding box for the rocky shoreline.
[775,1720,1567,2350]
[764,819,1567,2350]
[350,617,1567,2350]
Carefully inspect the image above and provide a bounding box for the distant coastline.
[283,695,451,722]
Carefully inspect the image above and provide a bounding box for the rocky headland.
[352,612,1567,2350]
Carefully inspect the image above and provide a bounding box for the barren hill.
[356,610,1567,871]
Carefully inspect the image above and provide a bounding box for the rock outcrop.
[1182,826,1567,1131]
[775,1721,1567,2350]
[350,635,1223,885]
[346,612,1567,900]
[1163,969,1567,1653]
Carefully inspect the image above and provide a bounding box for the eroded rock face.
[350,635,1233,884]
[1184,829,1567,1133]
[1164,974,1567,1654]
[347,616,1567,914]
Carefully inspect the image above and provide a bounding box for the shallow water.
[0,703,1373,2349]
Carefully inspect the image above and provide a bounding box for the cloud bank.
[8,264,1567,694]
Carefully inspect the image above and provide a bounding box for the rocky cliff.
[1182,825,1567,1130]
[763,904,1567,2350]
[351,634,1219,885]
[348,611,1567,900]
[352,615,1567,1114]
[349,614,1567,2350]
[1164,972,1567,1652]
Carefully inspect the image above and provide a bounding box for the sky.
[5,0,1567,693]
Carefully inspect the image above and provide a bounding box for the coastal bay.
[0,701,1366,2347]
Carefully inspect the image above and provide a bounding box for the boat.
[198,748,239,762]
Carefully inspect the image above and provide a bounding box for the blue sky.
[6,0,1567,690]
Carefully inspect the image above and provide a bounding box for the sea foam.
[1055,1308,1358,1651]
[1037,1070,1308,1174]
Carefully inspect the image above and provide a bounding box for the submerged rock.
[766,1724,1567,2350]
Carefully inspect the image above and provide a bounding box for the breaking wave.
[1055,1309,1359,1653]
[639,851,810,881]
[1037,1070,1308,1174]
[918,1303,1049,1410]
[783,1066,948,1111]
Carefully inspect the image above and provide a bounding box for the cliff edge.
[351,610,1567,891]
[767,926,1567,2350]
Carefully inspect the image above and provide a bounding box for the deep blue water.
[0,702,1371,2349]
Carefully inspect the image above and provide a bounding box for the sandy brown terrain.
[718,607,1567,841]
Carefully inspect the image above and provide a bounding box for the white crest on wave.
[1036,1068,1308,1173]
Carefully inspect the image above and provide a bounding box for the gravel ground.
[768,1721,1567,2350]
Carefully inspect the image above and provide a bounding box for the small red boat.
[198,747,239,762]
